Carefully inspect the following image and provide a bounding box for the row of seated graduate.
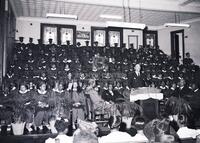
[0,79,200,142]
[4,37,200,94]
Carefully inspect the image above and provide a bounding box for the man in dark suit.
[128,64,145,89]
[174,78,191,98]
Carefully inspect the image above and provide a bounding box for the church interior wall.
[158,21,200,66]
[16,17,200,66]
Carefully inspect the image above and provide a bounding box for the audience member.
[99,116,133,143]
[129,116,148,142]
[176,114,200,139]
[45,119,72,143]
[143,118,175,143]
[73,130,98,143]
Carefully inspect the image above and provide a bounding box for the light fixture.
[164,23,190,28]
[164,11,190,28]
[106,21,146,29]
[46,13,78,20]
[99,14,122,19]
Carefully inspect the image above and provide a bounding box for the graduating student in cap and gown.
[71,81,86,125]
[12,82,35,132]
[32,81,51,130]
[49,81,72,119]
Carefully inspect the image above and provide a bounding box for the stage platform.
[0,133,197,143]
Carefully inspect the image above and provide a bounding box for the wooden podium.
[130,87,163,121]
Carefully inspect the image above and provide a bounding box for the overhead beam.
[55,0,200,14]
[8,0,18,17]
[180,0,195,6]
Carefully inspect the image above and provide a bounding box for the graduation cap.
[122,43,126,48]
[94,41,98,46]
[85,40,89,46]
[37,39,42,44]
[19,36,24,40]
[130,43,134,48]
[66,40,70,45]
[48,38,53,43]
[19,37,24,42]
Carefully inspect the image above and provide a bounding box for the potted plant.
[11,103,26,135]
[116,99,142,128]
[165,96,192,127]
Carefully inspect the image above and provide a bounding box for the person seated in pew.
[45,118,72,143]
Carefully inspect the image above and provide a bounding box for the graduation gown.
[71,90,86,122]
[49,90,72,118]
[32,90,51,126]
[102,90,123,103]
[12,90,34,123]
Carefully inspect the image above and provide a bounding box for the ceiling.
[9,0,200,26]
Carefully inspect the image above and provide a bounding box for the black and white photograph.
[0,0,200,143]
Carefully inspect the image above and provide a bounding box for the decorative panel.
[93,30,106,47]
[43,26,57,44]
[108,31,120,47]
[60,28,73,45]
